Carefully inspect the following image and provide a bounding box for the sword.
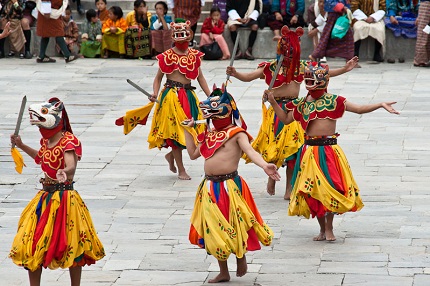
[180,119,207,126]
[263,55,284,102]
[12,95,27,148]
[226,33,240,83]
[127,79,159,103]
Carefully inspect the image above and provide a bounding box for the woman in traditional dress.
[125,0,151,58]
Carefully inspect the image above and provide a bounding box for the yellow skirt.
[148,86,205,149]
[9,189,105,271]
[288,143,364,219]
[189,176,273,261]
[243,103,304,168]
[101,33,125,55]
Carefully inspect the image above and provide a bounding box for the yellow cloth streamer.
[11,147,25,174]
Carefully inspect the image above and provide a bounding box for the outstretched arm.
[182,118,202,160]
[264,90,294,125]
[226,66,264,82]
[10,135,38,159]
[346,101,400,115]
[197,68,211,96]
[236,133,281,181]
[329,56,359,77]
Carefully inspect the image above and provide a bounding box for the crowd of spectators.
[0,0,428,66]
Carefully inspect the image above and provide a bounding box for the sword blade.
[226,34,240,82]
[126,79,159,103]
[269,55,284,90]
[263,55,284,102]
[12,95,27,148]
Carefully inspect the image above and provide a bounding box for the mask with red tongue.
[199,84,247,132]
[170,18,193,51]
[304,61,330,99]
[28,97,73,139]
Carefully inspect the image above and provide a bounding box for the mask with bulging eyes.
[304,61,330,91]
[170,20,192,43]
[199,88,233,120]
[28,99,64,129]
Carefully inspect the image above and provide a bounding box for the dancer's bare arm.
[56,151,78,182]
[346,101,400,115]
[226,66,264,82]
[182,118,201,160]
[329,56,359,77]
[10,135,38,159]
[264,90,294,125]
[150,69,164,102]
[197,68,211,96]
[236,133,281,181]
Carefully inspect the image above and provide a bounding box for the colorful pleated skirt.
[288,136,364,219]
[189,175,273,261]
[243,102,304,168]
[9,188,105,271]
[148,86,205,149]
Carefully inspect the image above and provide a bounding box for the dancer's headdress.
[277,26,304,84]
[29,97,72,138]
[199,84,247,131]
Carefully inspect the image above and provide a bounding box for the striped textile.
[414,1,430,64]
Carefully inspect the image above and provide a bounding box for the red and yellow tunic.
[35,131,82,180]
[197,126,253,159]
[285,93,347,130]
[156,48,204,80]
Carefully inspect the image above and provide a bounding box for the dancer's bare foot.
[325,229,336,241]
[178,171,191,180]
[208,272,230,283]
[236,256,247,277]
[284,188,292,200]
[267,178,276,196]
[313,232,326,241]
[165,152,177,173]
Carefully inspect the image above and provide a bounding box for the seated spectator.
[200,6,230,60]
[96,0,109,24]
[125,0,151,58]
[101,5,127,58]
[0,21,10,41]
[267,0,306,41]
[57,5,80,55]
[150,1,172,56]
[80,9,103,58]
[227,0,261,60]
[413,0,430,67]
[0,0,32,59]
[385,0,418,63]
[310,0,354,62]
[213,0,228,23]
[307,0,327,62]
[351,0,386,62]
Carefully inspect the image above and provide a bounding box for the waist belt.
[205,171,238,182]
[40,178,74,193]
[305,137,337,146]
[165,79,195,90]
